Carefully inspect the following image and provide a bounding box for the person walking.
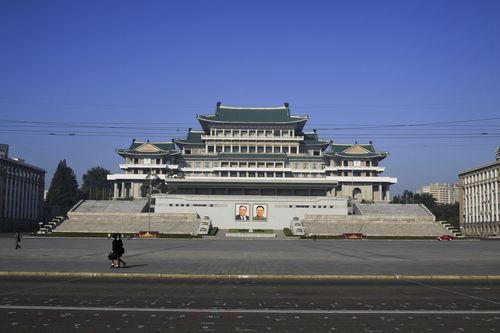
[110,234,126,268]
[14,231,21,249]
[116,234,126,268]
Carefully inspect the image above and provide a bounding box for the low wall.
[58,212,200,234]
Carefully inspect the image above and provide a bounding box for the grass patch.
[32,232,201,239]
[300,235,439,240]
[301,235,343,239]
[158,233,202,238]
[207,227,219,236]
[283,228,294,237]
[31,232,135,238]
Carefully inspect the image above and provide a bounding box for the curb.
[1,272,500,281]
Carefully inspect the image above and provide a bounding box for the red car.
[437,235,454,241]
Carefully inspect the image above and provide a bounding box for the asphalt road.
[1,276,499,332]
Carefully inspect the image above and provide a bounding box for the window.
[266,146,272,153]
[283,147,289,153]
[241,146,248,153]
[216,146,222,153]
[249,146,256,153]
[257,146,264,153]
[353,160,362,167]
[313,151,320,156]
[208,146,214,153]
[274,146,281,153]
[224,146,230,152]
[185,150,191,155]
[233,146,240,153]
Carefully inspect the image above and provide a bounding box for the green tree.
[140,177,168,197]
[392,190,458,227]
[414,192,438,212]
[45,159,80,215]
[81,166,112,200]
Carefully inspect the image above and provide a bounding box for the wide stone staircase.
[55,200,201,234]
[302,203,453,237]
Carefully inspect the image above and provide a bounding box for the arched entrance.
[352,188,362,200]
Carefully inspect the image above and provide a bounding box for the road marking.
[406,280,500,305]
[1,305,500,315]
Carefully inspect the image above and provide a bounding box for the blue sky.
[1,0,499,195]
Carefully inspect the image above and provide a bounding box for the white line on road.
[1,305,500,315]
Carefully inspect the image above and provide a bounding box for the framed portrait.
[252,204,268,222]
[235,204,250,221]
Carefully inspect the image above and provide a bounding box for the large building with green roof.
[108,102,397,202]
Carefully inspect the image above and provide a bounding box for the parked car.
[437,235,454,241]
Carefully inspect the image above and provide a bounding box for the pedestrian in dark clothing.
[15,231,21,249]
[116,234,126,267]
[110,234,126,268]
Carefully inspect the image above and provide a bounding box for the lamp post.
[146,172,159,233]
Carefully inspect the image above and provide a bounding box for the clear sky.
[1,0,499,195]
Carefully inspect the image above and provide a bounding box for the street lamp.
[146,172,159,233]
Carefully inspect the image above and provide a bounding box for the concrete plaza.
[1,235,500,277]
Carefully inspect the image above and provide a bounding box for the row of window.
[192,145,320,155]
[463,168,499,185]
[126,158,168,165]
[168,203,214,207]
[1,163,44,181]
[209,129,296,138]
[187,171,324,178]
[185,161,320,169]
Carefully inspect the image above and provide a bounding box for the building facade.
[417,183,458,204]
[0,145,46,231]
[458,148,500,237]
[108,103,397,201]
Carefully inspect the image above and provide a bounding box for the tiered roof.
[196,103,308,132]
[302,131,330,147]
[326,143,388,160]
[174,130,204,148]
[117,140,177,157]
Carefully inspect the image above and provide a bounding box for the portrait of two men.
[235,204,268,221]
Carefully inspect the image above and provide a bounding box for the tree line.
[45,159,168,216]
[391,190,459,228]
[45,160,113,215]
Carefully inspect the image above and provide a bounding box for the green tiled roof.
[175,130,204,147]
[197,103,308,131]
[129,141,175,151]
[117,141,177,156]
[326,143,388,159]
[302,132,330,146]
[219,153,288,160]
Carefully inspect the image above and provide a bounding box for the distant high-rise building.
[458,148,500,237]
[417,183,458,204]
